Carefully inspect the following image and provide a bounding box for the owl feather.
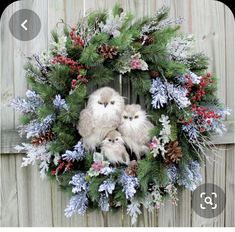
[77,109,93,137]
[101,130,130,165]
[77,87,124,150]
[118,104,154,159]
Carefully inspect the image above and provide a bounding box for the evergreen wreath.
[11,5,230,224]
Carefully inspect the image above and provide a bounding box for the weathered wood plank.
[224,2,235,227]
[50,180,68,227]
[1,1,15,130]
[1,130,25,154]
[213,146,226,227]
[191,157,206,226]
[0,155,19,226]
[15,154,31,226]
[27,165,53,226]
[225,145,235,226]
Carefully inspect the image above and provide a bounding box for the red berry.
[51,170,56,176]
[200,127,206,133]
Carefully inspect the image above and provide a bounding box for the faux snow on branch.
[62,141,85,162]
[50,35,68,56]
[65,172,89,217]
[127,198,142,225]
[23,114,55,139]
[169,160,202,191]
[69,172,88,194]
[64,192,88,217]
[99,193,110,212]
[99,10,126,37]
[165,82,191,108]
[10,90,43,114]
[149,114,171,158]
[150,77,191,109]
[15,143,52,179]
[98,179,116,197]
[167,35,194,63]
[53,94,68,110]
[119,172,139,199]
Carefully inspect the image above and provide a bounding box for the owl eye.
[98,101,102,105]
[110,101,115,105]
[115,138,119,141]
[108,139,112,142]
[123,115,128,119]
[134,115,139,119]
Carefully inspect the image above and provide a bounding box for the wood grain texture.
[0,155,19,226]
[224,3,235,227]
[0,0,234,227]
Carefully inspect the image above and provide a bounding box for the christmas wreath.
[11,5,230,224]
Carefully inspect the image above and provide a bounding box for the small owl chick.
[118,104,154,160]
[77,87,124,150]
[101,130,130,165]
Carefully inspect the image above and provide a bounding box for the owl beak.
[129,117,133,121]
[104,103,108,107]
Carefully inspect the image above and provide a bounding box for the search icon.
[193,183,225,218]
[204,196,213,205]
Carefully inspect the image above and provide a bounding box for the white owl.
[77,87,124,150]
[101,130,130,165]
[118,104,154,160]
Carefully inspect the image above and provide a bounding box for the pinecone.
[32,131,54,146]
[149,70,160,78]
[165,140,182,165]
[125,160,138,176]
[139,35,155,45]
[144,35,155,45]
[97,44,118,59]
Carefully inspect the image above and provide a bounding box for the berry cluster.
[52,55,91,88]
[70,27,85,47]
[51,159,74,176]
[192,73,213,102]
[182,74,193,94]
[182,104,221,133]
[52,55,84,73]
[182,72,213,102]
[71,74,93,89]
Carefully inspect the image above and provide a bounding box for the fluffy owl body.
[101,130,130,164]
[77,87,124,150]
[118,104,154,159]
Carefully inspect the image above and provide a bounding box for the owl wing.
[77,108,94,137]
[144,121,155,142]
[121,149,130,164]
[137,121,154,144]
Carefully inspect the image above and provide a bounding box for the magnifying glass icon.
[204,196,213,205]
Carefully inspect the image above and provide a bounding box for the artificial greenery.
[11,4,229,224]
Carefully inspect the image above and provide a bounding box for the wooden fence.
[1,0,234,227]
